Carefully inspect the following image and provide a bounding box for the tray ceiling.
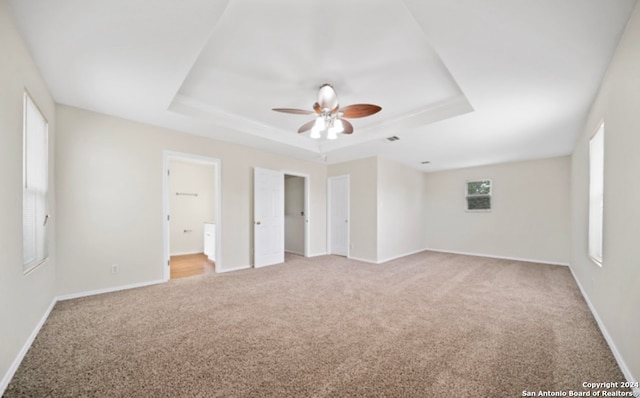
[7,0,637,170]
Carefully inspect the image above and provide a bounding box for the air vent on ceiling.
[386,136,400,142]
[421,161,431,164]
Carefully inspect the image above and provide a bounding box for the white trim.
[347,248,428,265]
[163,151,222,281]
[346,255,377,264]
[169,250,203,257]
[308,252,328,257]
[423,247,570,266]
[216,264,252,274]
[56,280,165,301]
[376,248,428,264]
[0,298,56,396]
[282,170,310,258]
[285,250,305,256]
[568,267,638,389]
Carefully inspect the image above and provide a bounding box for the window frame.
[23,91,49,274]
[465,179,492,212]
[588,122,604,267]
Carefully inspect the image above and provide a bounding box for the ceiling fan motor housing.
[318,84,339,111]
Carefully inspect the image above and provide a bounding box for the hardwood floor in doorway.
[170,253,215,279]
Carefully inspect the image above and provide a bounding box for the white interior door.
[254,167,284,267]
[329,175,349,256]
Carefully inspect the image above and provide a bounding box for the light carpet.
[3,251,628,397]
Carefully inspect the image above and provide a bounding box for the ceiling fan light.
[333,118,344,133]
[327,128,338,140]
[310,125,321,139]
[315,116,326,131]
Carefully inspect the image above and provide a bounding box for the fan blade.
[313,103,322,114]
[341,119,354,134]
[272,108,314,115]
[340,104,382,118]
[297,120,316,133]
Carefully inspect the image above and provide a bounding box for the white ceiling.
[8,0,637,171]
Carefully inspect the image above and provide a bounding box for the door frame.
[162,150,221,281]
[282,170,310,258]
[327,174,350,256]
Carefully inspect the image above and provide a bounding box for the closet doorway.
[284,173,309,258]
[162,151,221,281]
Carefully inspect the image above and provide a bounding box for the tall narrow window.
[23,92,49,273]
[588,122,604,266]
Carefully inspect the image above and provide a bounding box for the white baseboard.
[285,250,305,256]
[216,264,251,274]
[568,267,638,389]
[348,248,432,265]
[307,252,328,257]
[169,251,203,257]
[346,255,378,264]
[377,248,429,264]
[56,279,166,301]
[0,297,57,395]
[422,247,569,267]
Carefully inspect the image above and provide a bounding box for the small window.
[589,122,604,266]
[23,92,49,273]
[466,180,491,211]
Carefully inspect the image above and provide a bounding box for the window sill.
[23,257,49,276]
[589,255,603,268]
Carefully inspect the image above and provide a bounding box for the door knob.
[345,219,348,223]
[256,221,261,225]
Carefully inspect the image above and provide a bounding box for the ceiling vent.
[386,136,400,142]
[421,161,431,164]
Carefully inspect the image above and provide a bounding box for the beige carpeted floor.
[4,251,628,397]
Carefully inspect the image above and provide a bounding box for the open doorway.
[163,151,221,281]
[284,174,306,258]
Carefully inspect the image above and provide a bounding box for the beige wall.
[423,156,571,265]
[328,157,378,262]
[55,105,327,295]
[328,156,426,263]
[377,157,425,262]
[571,3,640,382]
[0,1,57,389]
[168,160,216,255]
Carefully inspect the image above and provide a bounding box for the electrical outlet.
[111,264,119,275]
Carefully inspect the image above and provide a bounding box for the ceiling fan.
[273,84,381,140]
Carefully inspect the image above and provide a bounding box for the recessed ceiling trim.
[169,94,321,153]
